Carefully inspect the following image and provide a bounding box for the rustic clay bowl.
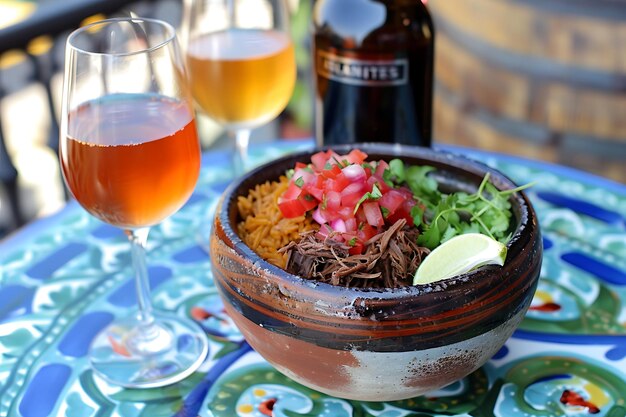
[209,143,542,401]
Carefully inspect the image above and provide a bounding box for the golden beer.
[186,28,296,129]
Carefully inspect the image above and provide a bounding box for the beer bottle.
[313,0,434,147]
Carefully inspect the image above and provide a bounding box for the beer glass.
[183,0,296,174]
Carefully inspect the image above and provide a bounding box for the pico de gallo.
[277,149,421,256]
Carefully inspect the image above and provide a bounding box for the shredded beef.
[279,219,430,288]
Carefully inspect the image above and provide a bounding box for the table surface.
[1,140,625,417]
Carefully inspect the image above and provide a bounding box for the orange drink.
[61,94,200,228]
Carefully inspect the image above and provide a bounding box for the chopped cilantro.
[416,173,533,249]
[362,162,374,174]
[383,159,532,250]
[353,184,383,214]
[332,156,347,168]
[410,205,424,227]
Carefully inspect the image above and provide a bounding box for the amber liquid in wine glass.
[59,18,208,388]
[63,95,200,228]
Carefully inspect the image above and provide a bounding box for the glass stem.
[126,227,154,326]
[230,129,251,176]
[227,0,236,27]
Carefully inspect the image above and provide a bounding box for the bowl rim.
[216,143,537,300]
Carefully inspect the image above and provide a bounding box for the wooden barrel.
[428,0,626,182]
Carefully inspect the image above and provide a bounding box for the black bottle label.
[317,50,408,87]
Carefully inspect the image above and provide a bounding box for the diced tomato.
[279,149,417,240]
[362,201,384,227]
[305,185,324,201]
[387,197,417,226]
[355,207,368,224]
[341,182,366,207]
[402,197,418,211]
[362,163,375,176]
[325,190,341,211]
[298,193,318,211]
[386,210,403,225]
[335,173,351,190]
[292,168,315,187]
[357,222,377,242]
[348,241,364,255]
[374,160,389,177]
[379,189,406,216]
[401,198,418,226]
[326,151,344,166]
[311,151,329,171]
[396,186,414,198]
[325,173,350,192]
[339,231,363,255]
[278,180,318,218]
[281,182,302,200]
[342,182,366,195]
[367,174,391,193]
[346,149,368,165]
[320,163,342,179]
[278,198,305,218]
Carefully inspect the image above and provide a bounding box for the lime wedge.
[413,233,508,285]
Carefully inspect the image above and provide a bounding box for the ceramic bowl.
[209,143,542,401]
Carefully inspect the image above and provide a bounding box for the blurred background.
[0,0,624,239]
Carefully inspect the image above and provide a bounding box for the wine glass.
[182,0,296,175]
[59,17,208,388]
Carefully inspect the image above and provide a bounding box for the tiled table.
[1,140,625,416]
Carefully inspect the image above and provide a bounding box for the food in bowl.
[210,144,542,401]
[237,148,527,288]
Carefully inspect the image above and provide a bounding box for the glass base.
[89,311,208,388]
